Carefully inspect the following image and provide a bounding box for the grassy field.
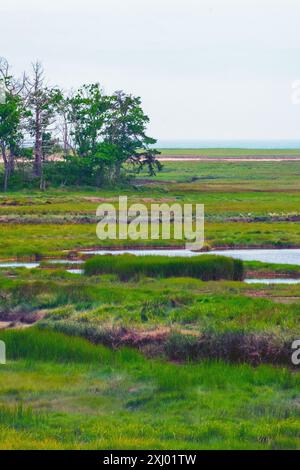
[0,161,299,257]
[0,266,299,361]
[0,328,299,450]
[0,156,300,449]
[158,148,300,157]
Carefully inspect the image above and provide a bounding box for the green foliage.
[62,86,161,185]
[67,84,110,157]
[104,91,162,177]
[0,89,24,190]
[0,59,161,190]
[0,92,22,150]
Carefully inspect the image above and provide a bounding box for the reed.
[84,254,244,281]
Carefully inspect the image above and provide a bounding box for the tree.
[0,92,23,191]
[0,58,162,190]
[104,91,161,180]
[67,84,110,157]
[0,58,25,191]
[25,62,62,178]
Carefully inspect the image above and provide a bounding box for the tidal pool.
[79,248,300,265]
[245,278,300,285]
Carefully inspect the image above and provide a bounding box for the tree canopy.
[0,58,161,191]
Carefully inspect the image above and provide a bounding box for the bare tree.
[0,57,26,96]
[26,62,45,176]
[25,62,61,178]
[56,91,75,157]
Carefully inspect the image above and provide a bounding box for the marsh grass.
[245,260,300,277]
[84,254,244,281]
[1,328,111,364]
[0,329,300,449]
[1,161,300,259]
[0,160,300,448]
[38,318,296,366]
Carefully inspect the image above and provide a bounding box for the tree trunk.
[1,144,9,192]
[63,113,69,157]
[34,111,42,177]
[3,166,9,192]
[9,146,15,173]
[114,162,121,181]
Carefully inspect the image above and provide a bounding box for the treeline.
[0,58,161,191]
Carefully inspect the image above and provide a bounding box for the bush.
[84,254,244,281]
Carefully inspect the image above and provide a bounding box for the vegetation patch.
[84,254,244,281]
[245,261,300,278]
[37,320,296,367]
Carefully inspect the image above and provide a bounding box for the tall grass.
[1,328,112,364]
[84,254,244,281]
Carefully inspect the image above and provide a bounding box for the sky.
[1,0,300,142]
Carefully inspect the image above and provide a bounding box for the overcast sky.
[1,0,300,141]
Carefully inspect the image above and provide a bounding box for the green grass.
[0,329,299,449]
[84,254,244,281]
[1,267,300,340]
[142,161,300,192]
[0,161,299,257]
[0,220,299,259]
[245,261,300,277]
[158,148,300,157]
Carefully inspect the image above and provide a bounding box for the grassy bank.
[245,261,300,278]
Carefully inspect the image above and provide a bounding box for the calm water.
[4,249,300,267]
[79,248,300,265]
[211,249,300,265]
[48,260,84,264]
[245,278,300,285]
[0,262,40,269]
